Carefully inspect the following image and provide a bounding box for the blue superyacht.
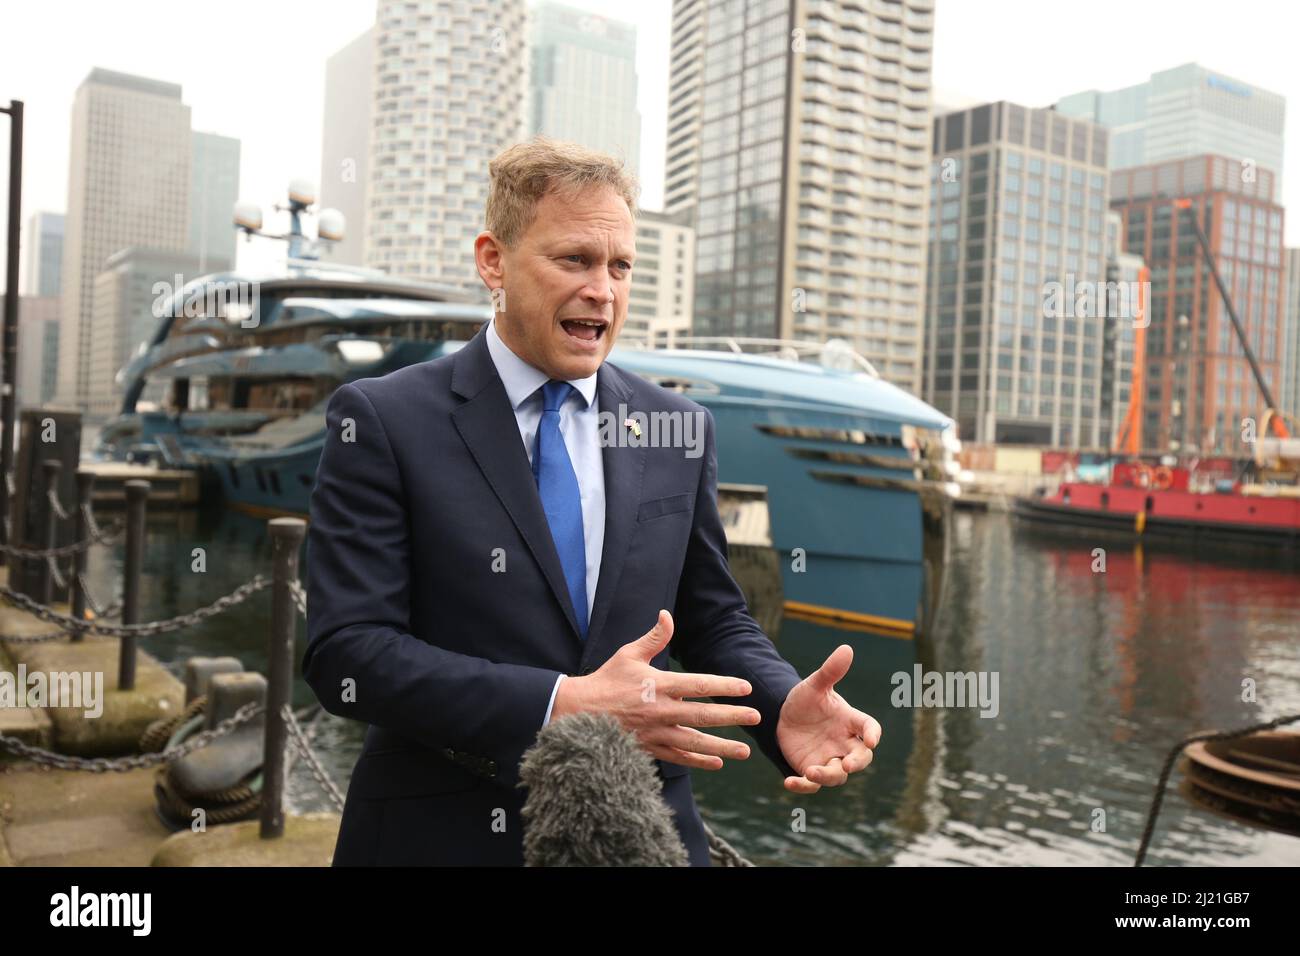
[95,189,959,637]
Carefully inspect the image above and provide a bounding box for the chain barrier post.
[39,459,61,606]
[261,516,305,839]
[119,479,149,691]
[69,470,94,642]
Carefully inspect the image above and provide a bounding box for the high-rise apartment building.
[364,0,528,295]
[529,2,640,176]
[672,0,934,392]
[924,103,1115,446]
[56,68,191,413]
[1110,154,1285,455]
[663,0,706,217]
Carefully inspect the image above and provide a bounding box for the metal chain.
[0,574,270,639]
[0,701,264,772]
[702,822,755,867]
[0,533,111,560]
[0,496,118,561]
[282,702,345,811]
[76,572,121,620]
[81,502,125,545]
[0,624,69,644]
[289,579,307,618]
[45,554,67,591]
[47,488,71,522]
[1135,711,1300,866]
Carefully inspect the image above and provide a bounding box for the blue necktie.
[533,380,588,640]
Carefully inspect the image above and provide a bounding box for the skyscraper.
[1110,155,1285,455]
[663,0,706,217]
[189,131,241,272]
[364,0,528,294]
[320,26,375,268]
[924,102,1116,447]
[671,0,935,392]
[529,2,640,176]
[57,68,191,414]
[22,211,64,297]
[1056,63,1286,192]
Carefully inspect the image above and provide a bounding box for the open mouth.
[559,318,608,344]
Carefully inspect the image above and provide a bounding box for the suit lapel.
[450,333,649,659]
[581,362,646,669]
[450,330,584,646]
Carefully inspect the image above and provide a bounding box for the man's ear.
[474,231,506,295]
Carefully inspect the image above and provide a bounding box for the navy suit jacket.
[302,326,802,866]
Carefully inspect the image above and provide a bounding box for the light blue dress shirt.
[484,317,605,727]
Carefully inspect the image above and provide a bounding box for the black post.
[119,479,149,691]
[39,459,60,606]
[70,470,93,641]
[261,516,305,839]
[0,101,23,569]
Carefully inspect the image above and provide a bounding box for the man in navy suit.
[303,137,881,866]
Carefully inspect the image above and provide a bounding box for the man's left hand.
[776,645,881,794]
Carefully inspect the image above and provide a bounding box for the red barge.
[1016,461,1300,551]
[1015,198,1300,554]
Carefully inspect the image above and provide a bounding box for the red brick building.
[1110,155,1284,455]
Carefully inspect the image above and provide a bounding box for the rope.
[1135,711,1300,866]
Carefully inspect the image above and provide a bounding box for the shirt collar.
[485,316,598,410]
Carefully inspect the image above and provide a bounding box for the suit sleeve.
[302,382,563,789]
[669,406,804,780]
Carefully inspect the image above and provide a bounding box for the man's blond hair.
[485,137,640,248]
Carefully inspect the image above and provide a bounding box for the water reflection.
[88,505,1300,865]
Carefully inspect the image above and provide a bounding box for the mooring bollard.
[119,479,149,691]
[69,470,94,642]
[40,459,61,606]
[261,516,306,839]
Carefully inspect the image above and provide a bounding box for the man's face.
[475,185,635,382]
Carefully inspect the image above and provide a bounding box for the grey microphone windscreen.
[518,710,690,867]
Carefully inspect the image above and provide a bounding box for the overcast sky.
[1,0,1298,287]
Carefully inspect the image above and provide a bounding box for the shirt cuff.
[542,674,565,727]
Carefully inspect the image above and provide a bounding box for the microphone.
[518,711,689,866]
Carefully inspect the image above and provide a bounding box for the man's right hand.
[551,609,761,770]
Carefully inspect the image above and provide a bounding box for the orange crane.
[1113,266,1148,456]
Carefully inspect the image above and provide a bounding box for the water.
[85,505,1300,865]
